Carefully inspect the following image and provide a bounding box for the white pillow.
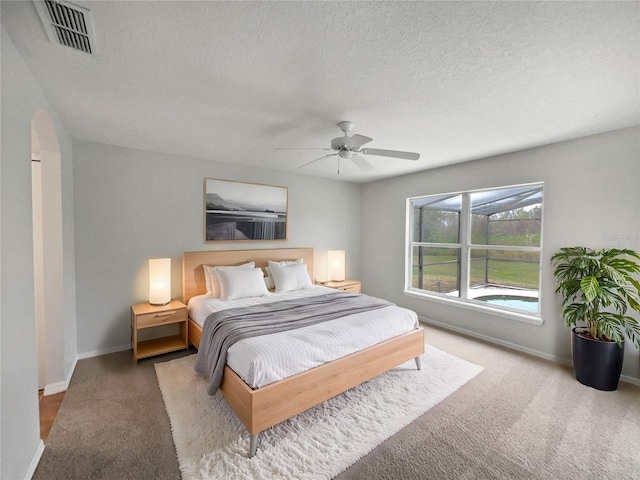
[214,267,269,300]
[264,258,303,290]
[204,261,255,297]
[268,261,312,293]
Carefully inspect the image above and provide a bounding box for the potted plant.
[551,247,640,391]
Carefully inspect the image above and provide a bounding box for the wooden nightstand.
[318,280,361,293]
[131,300,188,363]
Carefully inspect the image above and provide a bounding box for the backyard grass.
[412,255,539,292]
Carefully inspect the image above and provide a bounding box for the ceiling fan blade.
[276,147,332,151]
[344,134,373,149]
[350,154,375,172]
[299,153,337,169]
[361,148,420,160]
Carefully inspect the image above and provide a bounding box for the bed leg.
[249,433,259,458]
[415,356,422,370]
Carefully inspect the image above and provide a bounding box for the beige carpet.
[336,326,640,480]
[33,325,640,480]
[155,345,483,480]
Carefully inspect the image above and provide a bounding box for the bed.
[182,248,424,457]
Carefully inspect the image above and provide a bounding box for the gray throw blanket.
[194,291,391,394]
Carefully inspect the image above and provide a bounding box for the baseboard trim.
[43,344,130,396]
[43,381,67,396]
[24,439,45,480]
[620,373,640,387]
[419,316,640,387]
[66,354,78,386]
[42,354,79,396]
[77,343,130,360]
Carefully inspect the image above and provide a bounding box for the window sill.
[403,289,544,326]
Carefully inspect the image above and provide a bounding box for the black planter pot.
[572,327,625,391]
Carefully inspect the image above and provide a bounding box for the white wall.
[0,26,77,480]
[360,127,640,383]
[72,140,361,355]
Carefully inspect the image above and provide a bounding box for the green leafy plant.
[551,247,640,348]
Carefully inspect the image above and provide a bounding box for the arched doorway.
[31,109,65,404]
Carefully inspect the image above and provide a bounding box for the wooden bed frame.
[182,248,425,457]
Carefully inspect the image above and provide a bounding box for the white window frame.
[404,182,544,326]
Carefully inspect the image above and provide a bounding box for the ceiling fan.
[278,121,420,173]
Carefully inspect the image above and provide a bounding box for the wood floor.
[39,390,65,440]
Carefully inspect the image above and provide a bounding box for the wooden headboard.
[182,248,315,304]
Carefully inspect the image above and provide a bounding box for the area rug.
[155,344,483,480]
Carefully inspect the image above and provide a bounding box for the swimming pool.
[475,295,539,313]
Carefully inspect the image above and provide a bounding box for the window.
[406,183,543,320]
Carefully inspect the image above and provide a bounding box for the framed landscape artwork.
[204,178,288,241]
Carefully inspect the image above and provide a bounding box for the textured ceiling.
[2,1,638,183]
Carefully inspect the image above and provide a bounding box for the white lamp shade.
[149,258,171,305]
[328,250,346,282]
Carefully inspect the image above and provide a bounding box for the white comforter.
[188,286,419,388]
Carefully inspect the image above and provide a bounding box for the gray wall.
[360,126,640,383]
[1,26,77,480]
[72,140,361,355]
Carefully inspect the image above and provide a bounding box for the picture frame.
[204,178,288,242]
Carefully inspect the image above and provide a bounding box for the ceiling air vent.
[34,0,96,54]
